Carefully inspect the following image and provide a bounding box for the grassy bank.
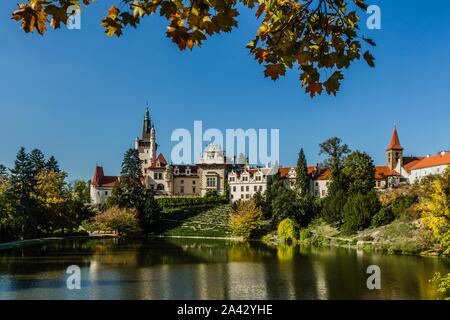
[293,218,437,256]
[153,204,235,238]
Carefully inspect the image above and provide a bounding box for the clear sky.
[0,1,449,181]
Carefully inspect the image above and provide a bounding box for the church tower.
[386,126,403,170]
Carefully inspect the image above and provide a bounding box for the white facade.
[228,167,274,202]
[410,164,449,184]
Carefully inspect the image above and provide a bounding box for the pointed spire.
[142,105,152,141]
[386,126,403,151]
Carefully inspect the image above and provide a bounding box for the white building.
[409,151,450,183]
[90,166,118,205]
[228,167,275,202]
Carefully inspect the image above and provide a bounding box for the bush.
[229,199,263,241]
[371,207,395,227]
[321,189,347,225]
[390,195,418,218]
[341,191,381,234]
[157,196,228,212]
[430,272,450,300]
[277,218,297,244]
[299,229,312,242]
[93,207,141,237]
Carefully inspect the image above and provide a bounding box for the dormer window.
[256,175,262,181]
[174,167,180,175]
[186,167,191,175]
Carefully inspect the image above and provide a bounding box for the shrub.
[321,189,347,225]
[229,199,263,241]
[299,229,312,242]
[157,196,228,212]
[93,207,141,237]
[342,191,381,234]
[390,194,418,218]
[277,218,297,244]
[430,272,450,300]
[371,207,395,227]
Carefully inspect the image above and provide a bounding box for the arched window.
[157,183,165,191]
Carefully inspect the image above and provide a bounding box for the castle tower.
[386,126,404,170]
[142,108,151,141]
[150,125,157,161]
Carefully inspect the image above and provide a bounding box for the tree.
[229,199,263,241]
[321,189,347,225]
[419,168,450,254]
[138,190,162,234]
[0,164,8,179]
[121,148,142,178]
[29,148,46,175]
[45,155,60,173]
[34,170,70,234]
[341,191,381,234]
[295,148,310,196]
[342,150,376,194]
[11,0,375,97]
[277,218,296,244]
[93,207,141,237]
[8,147,39,239]
[319,137,350,194]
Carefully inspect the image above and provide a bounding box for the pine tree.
[8,147,39,239]
[29,149,46,175]
[121,149,142,178]
[45,156,60,173]
[295,148,310,196]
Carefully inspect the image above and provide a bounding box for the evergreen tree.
[29,148,46,175]
[45,156,60,173]
[0,164,8,182]
[295,148,310,196]
[138,190,162,234]
[8,147,39,239]
[341,191,381,234]
[121,149,142,178]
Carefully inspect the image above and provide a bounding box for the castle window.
[105,191,108,196]
[181,180,184,184]
[192,187,196,193]
[256,175,262,181]
[254,186,257,191]
[246,186,249,192]
[241,186,244,192]
[242,177,248,182]
[157,184,164,191]
[230,177,235,182]
[207,177,216,188]
[180,186,184,194]
[192,180,196,185]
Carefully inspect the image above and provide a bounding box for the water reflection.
[0,238,449,300]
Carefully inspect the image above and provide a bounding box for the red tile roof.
[278,166,316,178]
[403,156,424,173]
[150,153,167,168]
[91,166,118,188]
[386,127,403,151]
[315,168,331,180]
[375,166,400,179]
[410,152,450,170]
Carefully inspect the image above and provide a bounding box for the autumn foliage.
[11,0,375,97]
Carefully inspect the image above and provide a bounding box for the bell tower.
[386,126,403,170]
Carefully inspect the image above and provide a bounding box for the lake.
[0,238,449,300]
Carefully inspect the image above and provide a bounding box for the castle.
[90,109,450,205]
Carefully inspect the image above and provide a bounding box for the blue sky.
[0,1,449,181]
